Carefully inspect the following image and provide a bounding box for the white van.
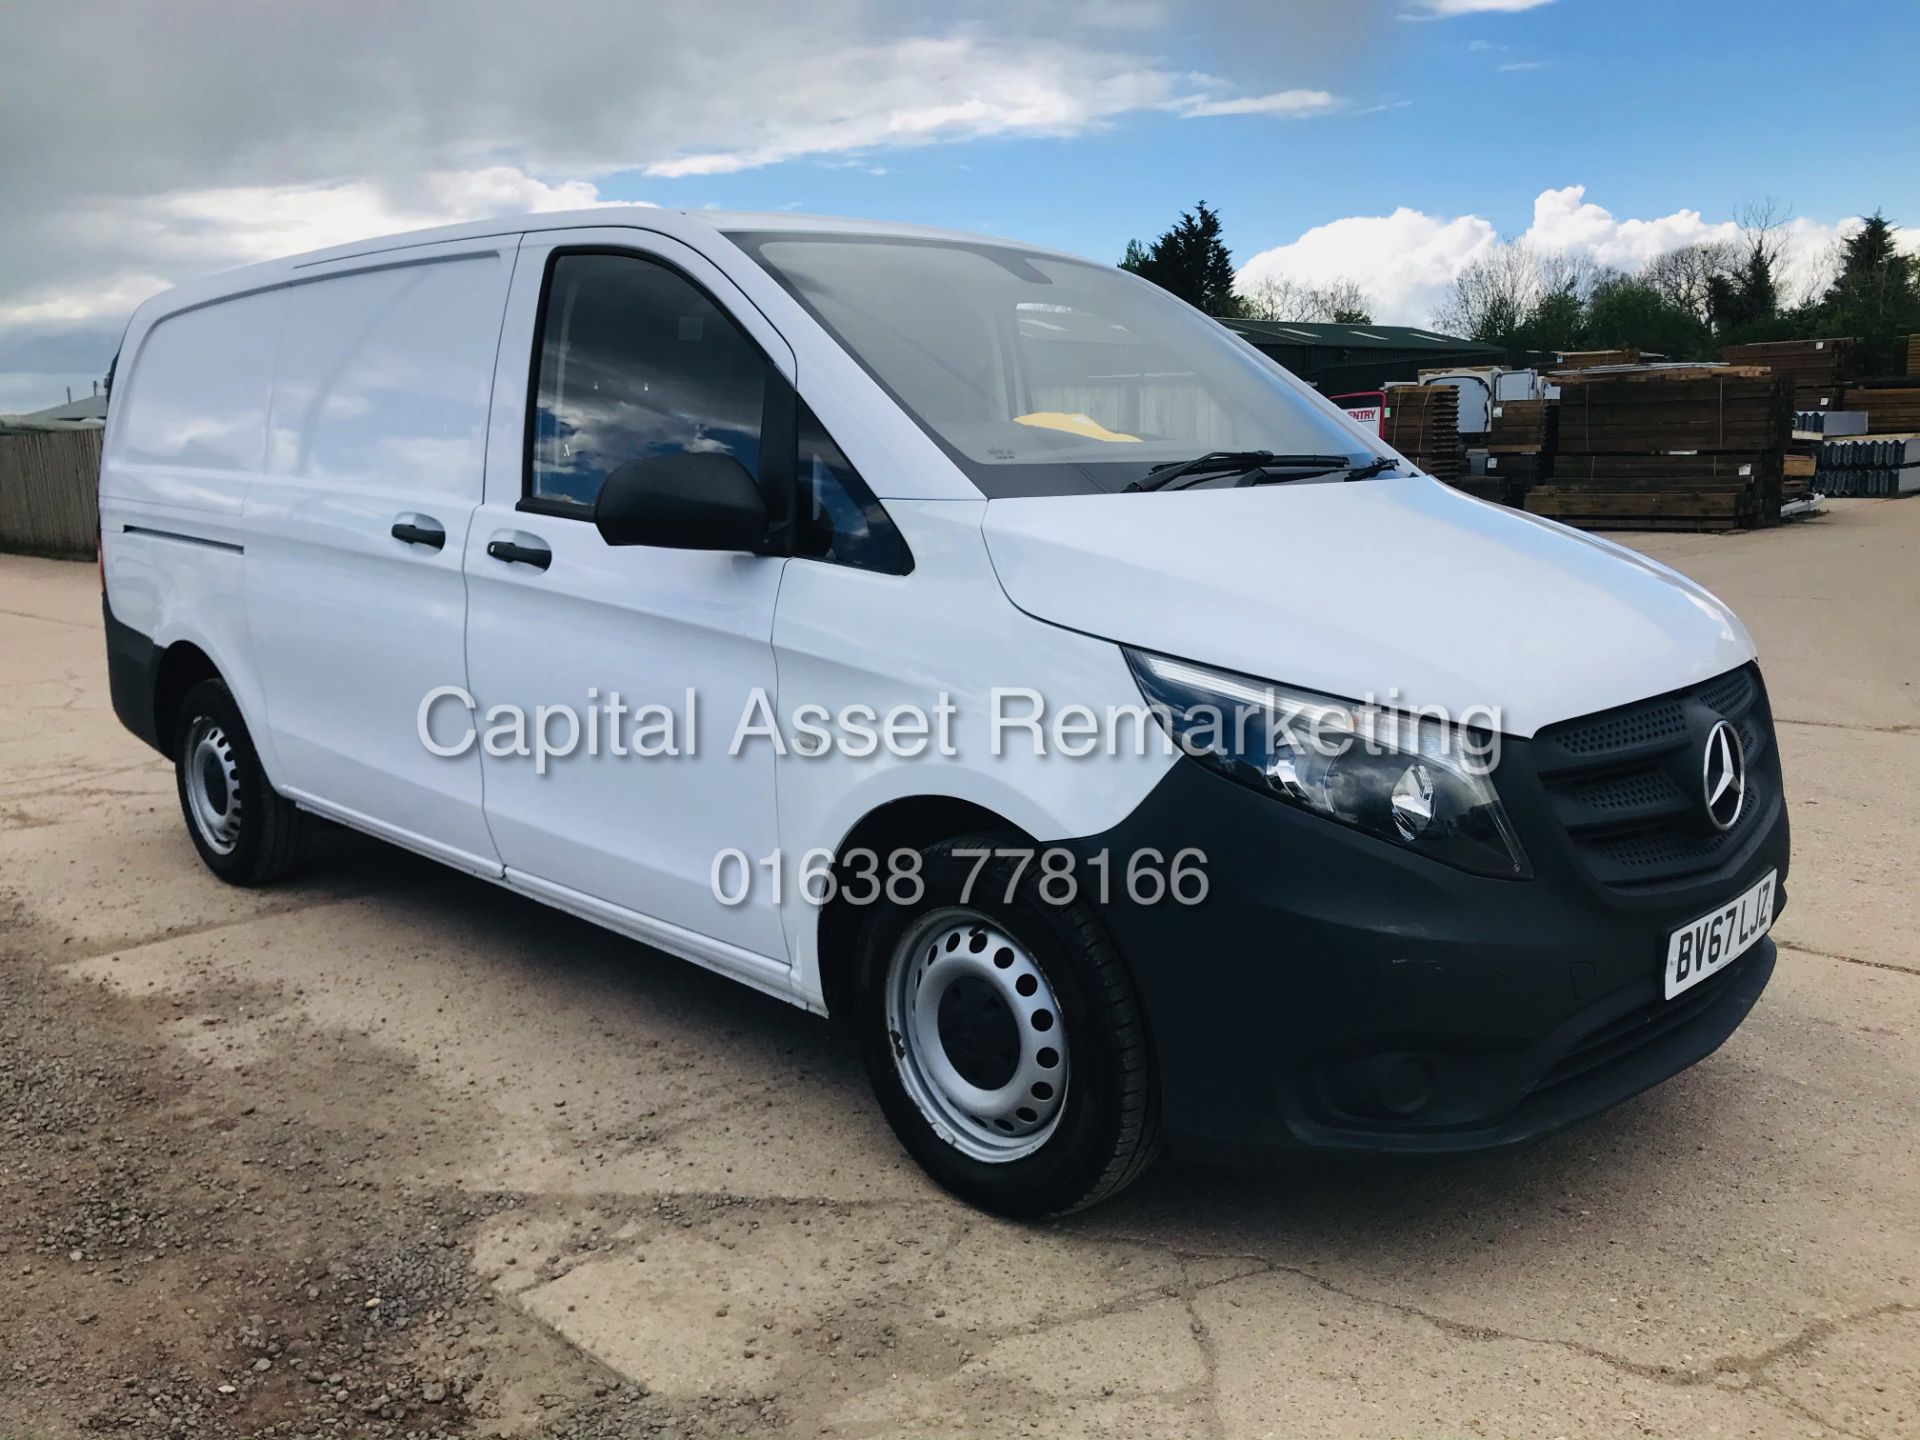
[99,211,1788,1215]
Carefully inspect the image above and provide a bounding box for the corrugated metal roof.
[18,393,109,423]
[1218,319,1500,353]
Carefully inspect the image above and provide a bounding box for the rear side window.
[268,254,506,495]
[118,289,283,470]
[530,253,768,507]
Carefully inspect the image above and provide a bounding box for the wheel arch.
[814,794,1033,1022]
[152,640,223,759]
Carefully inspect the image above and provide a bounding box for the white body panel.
[244,239,517,871]
[101,285,285,768]
[769,499,1176,1006]
[980,477,1755,738]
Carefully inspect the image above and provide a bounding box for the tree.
[1119,238,1148,274]
[1709,200,1789,343]
[1707,253,1779,338]
[1126,201,1242,314]
[1641,241,1736,329]
[1515,279,1586,353]
[1432,243,1537,344]
[1585,274,1712,358]
[1240,274,1373,324]
[1815,212,1919,373]
[1318,278,1373,325]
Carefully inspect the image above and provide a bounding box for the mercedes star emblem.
[1702,719,1747,832]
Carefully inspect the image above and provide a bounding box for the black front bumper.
[1066,726,1790,1164]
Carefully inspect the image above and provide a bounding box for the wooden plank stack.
[1557,349,1641,371]
[1450,398,1557,507]
[1722,338,1856,410]
[1837,384,1920,433]
[1906,334,1919,377]
[1525,369,1791,531]
[1383,384,1460,480]
[1782,443,1818,509]
[1486,399,1556,453]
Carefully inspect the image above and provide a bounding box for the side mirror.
[593,452,770,552]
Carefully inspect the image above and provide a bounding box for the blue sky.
[3,0,1916,410]
[608,0,1919,274]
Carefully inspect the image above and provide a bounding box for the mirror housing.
[593,452,771,552]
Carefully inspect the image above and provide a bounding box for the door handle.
[486,537,552,571]
[391,516,447,549]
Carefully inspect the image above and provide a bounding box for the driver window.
[529,253,768,507]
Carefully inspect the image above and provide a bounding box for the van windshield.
[730,232,1389,498]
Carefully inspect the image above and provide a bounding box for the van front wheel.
[853,835,1160,1216]
[173,679,309,886]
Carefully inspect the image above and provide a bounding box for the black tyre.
[172,678,309,886]
[853,833,1160,1216]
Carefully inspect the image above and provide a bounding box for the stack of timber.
[1836,383,1920,433]
[1556,349,1641,371]
[1452,398,1556,506]
[1486,398,1555,452]
[1907,334,1919,377]
[1815,436,1920,498]
[1722,338,1856,410]
[1525,368,1791,531]
[1383,383,1461,480]
[1782,438,1819,509]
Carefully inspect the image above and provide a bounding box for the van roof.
[297,208,1047,266]
[124,209,1092,329]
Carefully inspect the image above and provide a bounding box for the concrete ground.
[2,498,1915,1439]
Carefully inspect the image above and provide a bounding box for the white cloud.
[1239,207,1504,325]
[1407,0,1555,15]
[1237,186,1905,328]
[0,168,633,342]
[0,2,1387,403]
[1497,60,1548,71]
[1174,89,1342,119]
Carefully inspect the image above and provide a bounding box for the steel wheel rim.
[184,718,243,856]
[884,906,1069,1164]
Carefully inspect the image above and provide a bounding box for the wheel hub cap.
[884,908,1069,1163]
[184,719,243,856]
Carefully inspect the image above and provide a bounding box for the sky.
[3,0,1917,412]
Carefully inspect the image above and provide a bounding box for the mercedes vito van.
[99,211,1788,1215]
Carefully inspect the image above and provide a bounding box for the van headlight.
[1124,649,1529,878]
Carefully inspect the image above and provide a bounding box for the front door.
[463,231,793,968]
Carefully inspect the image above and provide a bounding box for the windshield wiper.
[1126,451,1352,493]
[1342,455,1403,481]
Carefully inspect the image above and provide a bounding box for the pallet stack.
[1383,384,1461,480]
[1816,436,1920,497]
[1837,382,1920,433]
[1722,338,1856,410]
[1782,440,1819,509]
[1456,398,1556,506]
[1524,367,1792,531]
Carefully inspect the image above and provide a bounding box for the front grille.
[1532,663,1778,889]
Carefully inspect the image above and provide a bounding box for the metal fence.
[0,428,102,559]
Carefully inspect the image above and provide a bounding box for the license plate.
[1665,869,1777,999]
